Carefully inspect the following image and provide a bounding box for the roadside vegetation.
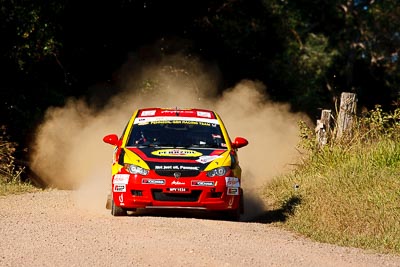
[2,105,400,255]
[264,106,400,255]
[0,126,37,196]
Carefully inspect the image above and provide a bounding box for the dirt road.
[1,190,399,267]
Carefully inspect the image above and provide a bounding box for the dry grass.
[264,106,400,255]
[0,177,39,196]
[0,125,38,196]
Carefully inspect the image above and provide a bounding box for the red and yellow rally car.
[103,107,248,220]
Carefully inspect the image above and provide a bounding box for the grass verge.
[0,176,39,196]
[264,107,400,255]
[0,125,39,196]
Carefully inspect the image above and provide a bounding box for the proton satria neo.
[103,107,248,220]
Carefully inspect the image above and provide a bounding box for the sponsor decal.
[134,117,219,125]
[225,177,240,188]
[159,109,192,114]
[142,178,166,185]
[150,120,172,124]
[113,174,129,184]
[161,110,181,114]
[196,155,221,164]
[155,165,179,170]
[151,149,203,157]
[149,120,209,126]
[228,196,234,208]
[197,111,211,118]
[118,194,124,204]
[113,184,126,192]
[227,187,239,195]
[155,165,199,171]
[167,188,189,192]
[180,120,199,125]
[140,110,156,116]
[191,181,215,187]
[171,180,185,185]
[180,166,199,170]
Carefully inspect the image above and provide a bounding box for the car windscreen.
[126,119,227,148]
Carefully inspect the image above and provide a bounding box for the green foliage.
[332,0,400,101]
[1,0,400,146]
[358,1,400,71]
[0,126,25,183]
[0,126,36,195]
[265,107,400,255]
[260,0,342,112]
[297,120,316,153]
[1,0,65,72]
[261,0,400,111]
[358,105,400,140]
[299,34,338,77]
[198,0,275,66]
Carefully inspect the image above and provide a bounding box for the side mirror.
[103,134,121,146]
[231,137,248,149]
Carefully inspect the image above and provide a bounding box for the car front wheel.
[111,199,127,216]
[221,208,240,221]
[105,194,112,210]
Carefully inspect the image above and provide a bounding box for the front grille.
[131,190,143,196]
[155,170,200,177]
[152,189,201,202]
[210,192,222,198]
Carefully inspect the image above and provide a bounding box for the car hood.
[125,147,231,171]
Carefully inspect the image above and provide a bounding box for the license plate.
[166,188,189,193]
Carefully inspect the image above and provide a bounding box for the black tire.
[105,194,112,210]
[222,189,244,221]
[222,208,240,221]
[239,188,244,214]
[111,199,127,216]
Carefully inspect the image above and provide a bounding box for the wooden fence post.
[315,109,331,147]
[336,92,357,139]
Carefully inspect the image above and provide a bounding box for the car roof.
[136,108,217,119]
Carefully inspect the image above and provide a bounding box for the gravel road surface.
[1,190,399,267]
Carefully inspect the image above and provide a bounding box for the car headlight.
[124,164,149,175]
[206,167,229,177]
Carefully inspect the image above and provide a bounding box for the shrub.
[264,106,400,254]
[0,125,26,183]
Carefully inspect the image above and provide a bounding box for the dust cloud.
[30,50,306,218]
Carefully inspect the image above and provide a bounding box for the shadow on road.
[119,195,302,223]
[248,196,301,223]
[126,208,238,221]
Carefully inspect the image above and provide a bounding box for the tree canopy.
[1,0,399,145]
